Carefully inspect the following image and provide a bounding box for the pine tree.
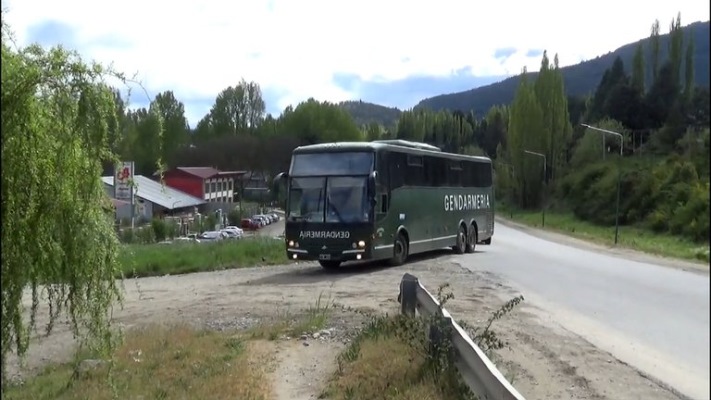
[632,43,645,94]
[650,19,661,81]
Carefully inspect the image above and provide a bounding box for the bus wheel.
[465,225,477,253]
[390,234,408,266]
[482,237,491,245]
[453,225,466,254]
[319,260,341,269]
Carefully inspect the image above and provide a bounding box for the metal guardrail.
[398,273,526,400]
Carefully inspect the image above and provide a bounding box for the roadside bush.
[668,182,709,241]
[135,227,156,244]
[559,155,709,243]
[119,228,135,244]
[119,226,156,244]
[151,219,168,242]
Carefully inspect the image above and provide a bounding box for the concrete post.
[399,273,419,316]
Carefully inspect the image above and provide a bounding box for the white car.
[223,226,244,238]
[220,229,242,240]
[198,231,226,242]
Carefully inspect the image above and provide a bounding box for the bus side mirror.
[273,172,288,191]
[367,171,377,197]
[272,172,288,203]
[274,172,288,183]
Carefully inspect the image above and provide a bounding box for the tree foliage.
[0,23,161,381]
[488,13,709,242]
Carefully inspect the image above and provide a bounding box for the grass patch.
[324,324,445,400]
[322,284,524,400]
[119,237,289,278]
[247,291,335,341]
[3,324,273,400]
[498,204,710,263]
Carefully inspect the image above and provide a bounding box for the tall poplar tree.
[508,69,546,208]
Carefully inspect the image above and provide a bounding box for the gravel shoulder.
[8,250,685,400]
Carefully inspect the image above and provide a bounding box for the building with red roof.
[157,167,247,204]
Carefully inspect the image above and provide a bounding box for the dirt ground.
[7,245,685,400]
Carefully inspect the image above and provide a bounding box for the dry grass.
[323,335,446,400]
[322,314,470,400]
[3,324,275,400]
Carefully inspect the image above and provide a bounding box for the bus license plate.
[319,254,331,260]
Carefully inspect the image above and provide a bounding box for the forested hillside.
[390,14,709,246]
[338,100,402,131]
[415,20,709,117]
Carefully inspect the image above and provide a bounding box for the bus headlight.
[288,240,294,247]
[358,240,366,248]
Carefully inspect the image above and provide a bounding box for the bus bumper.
[286,248,370,262]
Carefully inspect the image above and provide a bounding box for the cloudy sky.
[3,0,709,127]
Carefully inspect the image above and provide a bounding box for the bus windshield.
[290,152,373,176]
[288,176,370,223]
[288,177,325,222]
[325,177,369,223]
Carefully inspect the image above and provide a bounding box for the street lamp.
[524,150,546,227]
[581,123,623,245]
[171,200,183,235]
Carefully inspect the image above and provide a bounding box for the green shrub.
[151,219,168,242]
[228,208,242,225]
[136,226,155,244]
[559,155,708,243]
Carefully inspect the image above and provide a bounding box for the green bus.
[274,140,494,269]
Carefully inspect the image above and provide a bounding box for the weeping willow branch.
[1,20,164,390]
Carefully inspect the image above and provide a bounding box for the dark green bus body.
[280,140,494,267]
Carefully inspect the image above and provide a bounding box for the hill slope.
[415,21,710,115]
[338,100,402,128]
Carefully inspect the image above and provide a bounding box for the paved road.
[454,222,710,400]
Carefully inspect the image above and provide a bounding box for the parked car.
[241,218,260,230]
[220,229,242,239]
[224,226,244,236]
[253,215,270,226]
[198,231,226,242]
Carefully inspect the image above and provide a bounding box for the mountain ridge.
[414,20,710,115]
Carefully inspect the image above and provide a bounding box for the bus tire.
[465,225,477,253]
[390,233,408,266]
[482,237,491,245]
[319,260,341,269]
[453,225,466,254]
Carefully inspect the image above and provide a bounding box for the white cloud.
[3,0,709,125]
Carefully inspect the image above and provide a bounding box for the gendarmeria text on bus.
[444,194,491,211]
[299,230,351,239]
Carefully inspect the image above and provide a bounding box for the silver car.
[198,231,226,242]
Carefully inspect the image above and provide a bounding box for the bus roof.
[292,141,492,163]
